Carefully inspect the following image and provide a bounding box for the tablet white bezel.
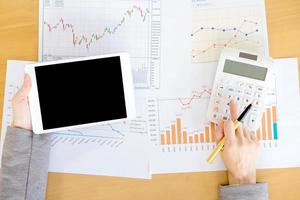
[25,53,136,134]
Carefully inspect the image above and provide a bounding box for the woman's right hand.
[216,100,260,185]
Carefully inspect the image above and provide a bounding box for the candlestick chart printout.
[40,0,161,89]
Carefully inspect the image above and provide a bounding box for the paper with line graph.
[191,2,269,63]
[39,0,161,89]
[0,61,150,178]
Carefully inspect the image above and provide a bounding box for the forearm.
[219,183,268,200]
[0,127,51,200]
[0,127,33,199]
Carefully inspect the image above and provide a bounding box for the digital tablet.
[25,53,136,134]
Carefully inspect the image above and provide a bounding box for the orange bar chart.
[160,116,216,145]
[210,123,215,142]
[161,134,165,145]
[189,136,193,144]
[176,118,182,144]
[171,124,176,144]
[166,130,171,145]
[183,131,187,144]
[255,105,278,141]
[205,127,210,143]
[160,106,278,145]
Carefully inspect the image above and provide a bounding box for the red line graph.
[44,5,150,49]
[192,19,261,57]
[178,88,211,108]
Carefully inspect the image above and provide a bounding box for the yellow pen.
[207,103,252,164]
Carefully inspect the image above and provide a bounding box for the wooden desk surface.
[0,0,300,199]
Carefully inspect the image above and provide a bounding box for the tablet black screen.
[35,56,127,130]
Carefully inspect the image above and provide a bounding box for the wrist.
[228,171,256,185]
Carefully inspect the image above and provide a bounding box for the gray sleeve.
[219,183,268,200]
[0,127,51,200]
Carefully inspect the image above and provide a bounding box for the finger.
[250,131,258,141]
[243,127,252,140]
[229,100,239,121]
[215,118,224,143]
[14,74,32,100]
[223,120,235,142]
[235,123,244,139]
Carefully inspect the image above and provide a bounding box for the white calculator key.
[223,115,229,120]
[244,90,253,96]
[256,86,264,92]
[236,88,243,94]
[253,99,261,107]
[214,99,222,105]
[243,97,251,104]
[217,84,225,90]
[237,81,245,88]
[224,101,230,107]
[227,86,235,93]
[246,84,254,91]
[226,94,234,100]
[252,107,259,113]
[216,91,223,98]
[212,112,219,120]
[235,96,242,103]
[254,92,262,99]
[222,107,230,115]
[249,114,257,127]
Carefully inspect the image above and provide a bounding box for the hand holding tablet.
[25,53,136,134]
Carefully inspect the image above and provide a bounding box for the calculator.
[207,48,273,131]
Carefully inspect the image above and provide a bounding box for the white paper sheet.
[0,61,151,179]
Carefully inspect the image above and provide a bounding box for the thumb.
[15,74,32,99]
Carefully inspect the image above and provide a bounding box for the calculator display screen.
[223,59,267,81]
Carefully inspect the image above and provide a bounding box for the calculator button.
[237,89,243,94]
[216,91,223,98]
[225,101,230,107]
[212,112,219,120]
[256,86,264,92]
[214,99,222,105]
[252,98,258,106]
[254,92,262,99]
[246,84,254,91]
[226,94,234,100]
[244,90,253,96]
[235,96,242,103]
[217,84,225,90]
[243,97,251,104]
[223,116,229,120]
[226,86,235,93]
[222,107,230,116]
[237,81,245,88]
[249,114,257,127]
[252,107,259,113]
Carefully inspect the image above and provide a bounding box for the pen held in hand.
[207,103,252,164]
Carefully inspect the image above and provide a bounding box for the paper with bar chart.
[191,3,268,63]
[0,61,150,178]
[39,0,161,89]
[148,56,300,174]
[148,72,282,173]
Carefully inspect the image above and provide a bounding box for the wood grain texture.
[0,0,299,199]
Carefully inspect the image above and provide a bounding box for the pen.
[207,103,252,164]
